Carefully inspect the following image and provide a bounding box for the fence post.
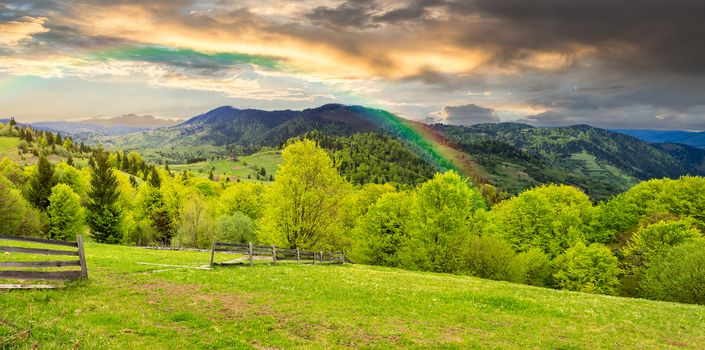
[319,251,323,263]
[272,245,277,264]
[341,251,345,265]
[210,242,216,267]
[248,242,253,267]
[77,235,88,279]
[296,248,300,263]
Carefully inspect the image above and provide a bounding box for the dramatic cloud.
[0,0,704,129]
[438,104,500,126]
[0,16,49,47]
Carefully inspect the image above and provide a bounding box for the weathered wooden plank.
[76,235,88,279]
[0,260,81,268]
[249,242,253,267]
[0,270,82,281]
[214,242,250,248]
[0,245,78,256]
[0,284,60,289]
[0,234,78,248]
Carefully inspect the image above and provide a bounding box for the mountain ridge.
[97,104,704,199]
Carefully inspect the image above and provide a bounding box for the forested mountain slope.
[91,105,704,199]
[432,123,701,199]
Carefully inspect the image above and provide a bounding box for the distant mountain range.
[613,129,705,149]
[30,114,184,137]
[92,104,705,200]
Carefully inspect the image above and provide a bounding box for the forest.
[1,119,704,306]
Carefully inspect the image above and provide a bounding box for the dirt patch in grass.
[135,280,273,321]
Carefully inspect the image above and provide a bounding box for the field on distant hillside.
[0,136,19,158]
[167,150,282,180]
[2,242,705,349]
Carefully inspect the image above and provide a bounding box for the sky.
[1,0,705,130]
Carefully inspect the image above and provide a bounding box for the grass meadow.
[2,241,705,349]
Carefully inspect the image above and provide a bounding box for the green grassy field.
[0,136,19,158]
[2,242,705,349]
[168,151,282,180]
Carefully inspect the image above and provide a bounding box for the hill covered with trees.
[2,118,705,306]
[78,105,703,200]
[431,123,702,199]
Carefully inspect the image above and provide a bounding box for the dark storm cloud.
[306,0,378,28]
[440,104,501,126]
[445,0,705,75]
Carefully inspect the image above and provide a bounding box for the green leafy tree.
[63,138,74,152]
[47,184,84,240]
[218,182,265,220]
[173,193,213,249]
[26,155,57,210]
[484,184,594,258]
[214,212,257,244]
[640,240,705,305]
[621,219,702,274]
[259,139,348,249]
[592,177,705,241]
[86,149,123,243]
[552,242,620,295]
[350,192,414,267]
[411,171,486,272]
[0,174,43,236]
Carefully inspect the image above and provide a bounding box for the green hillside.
[0,137,19,158]
[2,242,704,349]
[432,123,694,199]
[167,150,282,181]
[89,105,704,199]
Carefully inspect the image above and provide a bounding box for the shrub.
[463,235,521,282]
[511,248,552,287]
[214,212,257,244]
[552,242,620,295]
[640,241,705,305]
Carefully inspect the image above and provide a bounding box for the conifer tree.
[86,148,122,243]
[26,155,57,210]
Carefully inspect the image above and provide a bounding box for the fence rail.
[210,242,345,267]
[0,234,88,289]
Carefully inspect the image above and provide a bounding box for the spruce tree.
[26,155,57,210]
[148,166,161,188]
[86,148,123,243]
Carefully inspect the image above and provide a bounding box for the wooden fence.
[210,242,345,267]
[0,234,88,289]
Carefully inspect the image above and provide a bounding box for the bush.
[640,241,705,305]
[463,235,521,282]
[214,212,257,244]
[552,242,620,295]
[511,248,552,287]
